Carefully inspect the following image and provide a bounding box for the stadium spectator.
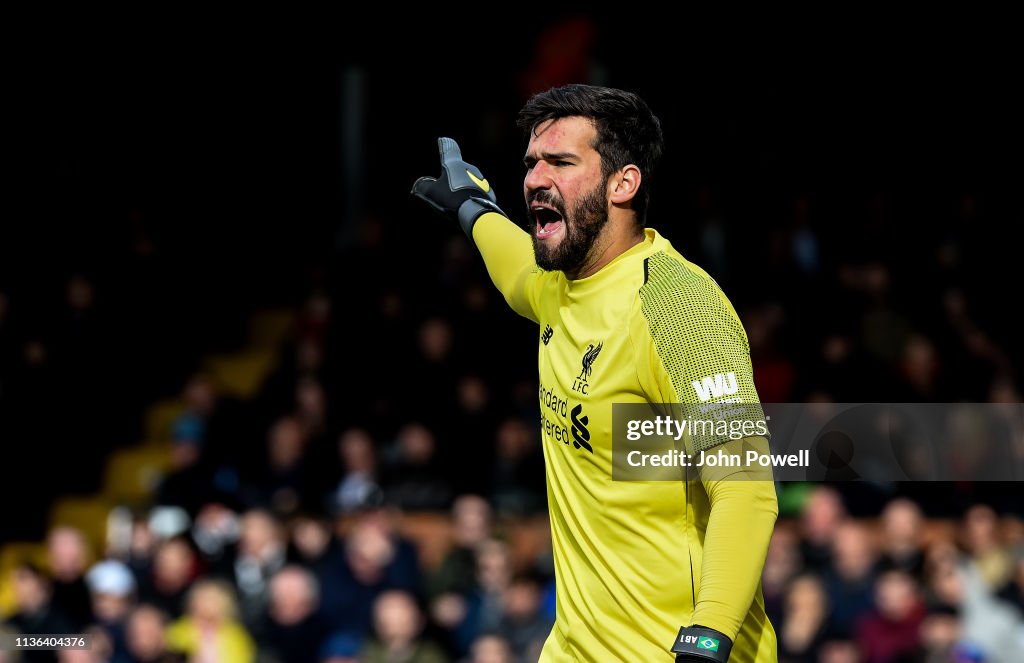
[5,562,75,663]
[915,604,963,663]
[878,498,926,579]
[169,374,218,450]
[490,418,545,517]
[294,376,329,439]
[154,374,229,515]
[298,290,332,350]
[124,603,182,663]
[190,502,241,568]
[380,423,451,512]
[496,572,551,662]
[926,544,1024,663]
[962,504,1014,592]
[438,375,500,496]
[123,512,158,583]
[259,565,332,663]
[437,539,513,655]
[58,628,115,663]
[762,527,802,628]
[84,559,137,662]
[359,590,448,663]
[137,536,198,620]
[816,639,860,663]
[822,521,879,638]
[244,417,312,516]
[462,634,514,663]
[330,428,380,515]
[285,513,350,633]
[855,569,926,663]
[777,575,831,663]
[406,317,457,427]
[799,487,846,572]
[428,495,493,601]
[334,507,421,639]
[220,509,287,631]
[164,579,255,663]
[46,526,94,631]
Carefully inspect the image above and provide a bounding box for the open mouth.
[532,205,564,239]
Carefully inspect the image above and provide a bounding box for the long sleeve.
[692,439,779,638]
[635,249,779,641]
[470,212,542,324]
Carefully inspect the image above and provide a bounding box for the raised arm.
[634,261,778,661]
[412,138,540,322]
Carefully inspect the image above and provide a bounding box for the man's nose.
[524,162,552,193]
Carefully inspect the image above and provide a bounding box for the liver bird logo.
[577,342,604,382]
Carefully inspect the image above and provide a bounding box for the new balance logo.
[691,372,739,402]
[541,325,554,345]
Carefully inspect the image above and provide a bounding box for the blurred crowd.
[2,193,1023,661]
[2,55,1023,661]
[766,491,1024,662]
[2,489,1023,662]
[1,495,556,663]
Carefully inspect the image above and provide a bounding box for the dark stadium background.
[2,17,1022,663]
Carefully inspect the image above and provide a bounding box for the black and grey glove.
[411,137,507,238]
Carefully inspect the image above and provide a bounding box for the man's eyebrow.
[523,151,580,163]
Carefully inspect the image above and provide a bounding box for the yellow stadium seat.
[0,542,48,618]
[203,349,278,400]
[102,446,174,505]
[145,399,185,443]
[48,496,113,559]
[248,309,296,349]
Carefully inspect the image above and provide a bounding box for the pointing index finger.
[438,137,462,163]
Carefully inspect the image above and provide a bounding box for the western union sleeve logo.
[691,372,738,402]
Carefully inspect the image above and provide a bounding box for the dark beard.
[529,179,609,274]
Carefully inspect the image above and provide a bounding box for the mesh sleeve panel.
[639,251,766,452]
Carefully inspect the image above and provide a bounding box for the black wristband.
[670,625,733,662]
[456,197,506,239]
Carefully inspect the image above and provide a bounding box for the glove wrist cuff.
[457,197,505,239]
[670,625,732,662]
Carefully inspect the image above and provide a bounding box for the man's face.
[523,117,609,273]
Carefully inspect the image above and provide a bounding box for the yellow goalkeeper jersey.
[472,213,778,663]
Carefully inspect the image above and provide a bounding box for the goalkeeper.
[413,85,778,663]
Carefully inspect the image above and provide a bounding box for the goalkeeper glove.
[411,137,506,238]
[670,625,733,662]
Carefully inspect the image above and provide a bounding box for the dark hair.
[517,84,664,223]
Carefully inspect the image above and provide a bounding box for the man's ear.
[609,165,641,205]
